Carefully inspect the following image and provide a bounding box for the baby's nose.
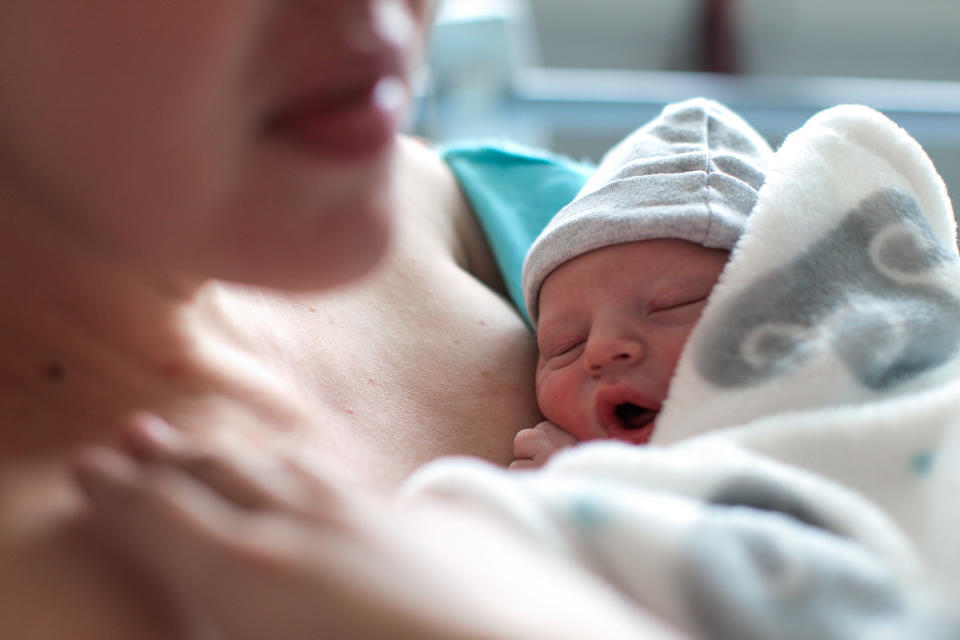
[584,333,645,375]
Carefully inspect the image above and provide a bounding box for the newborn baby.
[513,97,773,468]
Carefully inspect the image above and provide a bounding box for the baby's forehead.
[544,239,728,283]
[536,240,729,320]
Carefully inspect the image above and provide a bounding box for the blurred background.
[410,0,960,213]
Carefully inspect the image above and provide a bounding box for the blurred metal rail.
[506,68,960,144]
[417,2,960,210]
[414,67,960,146]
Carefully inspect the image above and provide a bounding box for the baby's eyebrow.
[657,274,716,294]
[645,277,715,307]
[537,302,581,328]
[536,323,562,344]
[536,316,580,344]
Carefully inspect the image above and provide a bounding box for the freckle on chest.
[44,362,65,382]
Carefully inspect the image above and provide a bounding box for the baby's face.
[535,239,728,444]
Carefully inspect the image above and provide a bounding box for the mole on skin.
[44,362,65,382]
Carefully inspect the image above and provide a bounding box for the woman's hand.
[510,420,580,470]
[71,414,683,640]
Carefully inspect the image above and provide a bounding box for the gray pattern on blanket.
[682,480,960,639]
[697,188,960,390]
[708,476,835,532]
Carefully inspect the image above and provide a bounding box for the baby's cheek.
[535,370,583,433]
[534,370,559,414]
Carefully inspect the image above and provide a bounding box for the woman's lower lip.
[268,77,405,162]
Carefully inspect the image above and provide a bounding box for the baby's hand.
[510,421,579,470]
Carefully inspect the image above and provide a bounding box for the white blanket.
[403,106,960,639]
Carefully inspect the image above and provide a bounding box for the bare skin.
[0,137,543,640]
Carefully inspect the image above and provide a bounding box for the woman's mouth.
[265,74,406,162]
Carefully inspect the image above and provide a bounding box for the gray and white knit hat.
[521,97,773,324]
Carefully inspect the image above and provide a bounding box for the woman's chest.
[263,262,543,487]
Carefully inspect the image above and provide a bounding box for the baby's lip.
[595,385,660,444]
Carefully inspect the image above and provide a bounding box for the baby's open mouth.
[614,403,658,431]
[595,387,660,444]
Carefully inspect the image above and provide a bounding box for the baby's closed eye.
[649,296,710,325]
[543,339,586,367]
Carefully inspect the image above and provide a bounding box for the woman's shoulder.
[392,135,509,294]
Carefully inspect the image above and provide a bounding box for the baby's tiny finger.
[508,458,541,471]
[512,428,543,459]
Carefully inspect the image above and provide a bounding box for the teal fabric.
[441,140,594,326]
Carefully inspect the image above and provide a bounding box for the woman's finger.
[118,414,304,512]
[121,413,345,520]
[72,446,335,640]
[72,446,249,583]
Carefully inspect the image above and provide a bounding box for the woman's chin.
[244,217,394,292]
[309,234,394,291]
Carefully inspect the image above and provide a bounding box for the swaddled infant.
[512,97,773,468]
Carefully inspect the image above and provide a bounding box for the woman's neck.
[0,194,307,455]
